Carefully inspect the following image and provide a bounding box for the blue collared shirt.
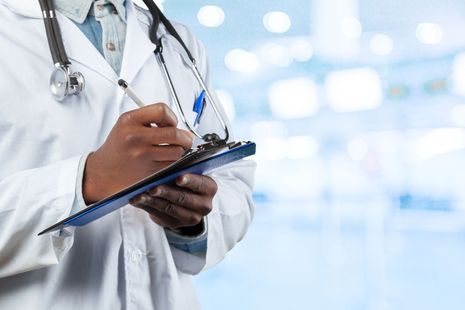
[55,0,207,253]
[55,0,127,74]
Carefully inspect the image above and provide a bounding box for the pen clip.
[193,90,206,126]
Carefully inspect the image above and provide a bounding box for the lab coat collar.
[118,0,158,85]
[1,0,169,83]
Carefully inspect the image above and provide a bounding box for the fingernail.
[132,194,148,205]
[152,187,163,197]
[177,176,188,186]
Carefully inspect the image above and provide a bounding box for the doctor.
[0,0,255,309]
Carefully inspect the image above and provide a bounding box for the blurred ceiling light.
[224,49,259,74]
[451,105,465,127]
[409,128,465,161]
[268,78,319,119]
[325,68,383,112]
[290,39,314,62]
[215,90,236,121]
[369,34,394,56]
[263,11,291,34]
[260,43,293,67]
[452,52,465,96]
[197,5,225,28]
[347,138,368,161]
[250,121,288,141]
[416,22,443,45]
[340,17,362,39]
[285,136,319,159]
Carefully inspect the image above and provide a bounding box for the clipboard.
[38,141,256,235]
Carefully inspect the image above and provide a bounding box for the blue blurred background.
[142,0,465,309]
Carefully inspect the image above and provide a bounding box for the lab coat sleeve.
[0,156,82,278]
[168,23,257,275]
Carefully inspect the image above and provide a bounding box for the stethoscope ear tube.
[38,0,60,65]
[45,0,70,65]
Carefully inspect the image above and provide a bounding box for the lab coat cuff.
[165,217,208,253]
[70,153,91,215]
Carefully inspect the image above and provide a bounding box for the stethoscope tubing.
[40,0,230,142]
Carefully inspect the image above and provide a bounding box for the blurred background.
[143,0,465,309]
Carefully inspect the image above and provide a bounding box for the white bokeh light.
[409,128,465,161]
[263,11,291,34]
[215,90,236,121]
[325,68,383,112]
[197,5,225,28]
[416,23,443,45]
[341,17,362,39]
[224,49,259,74]
[290,39,314,62]
[285,136,319,159]
[370,34,394,56]
[250,121,288,141]
[268,78,319,119]
[260,43,293,67]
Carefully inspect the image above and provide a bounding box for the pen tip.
[118,79,127,88]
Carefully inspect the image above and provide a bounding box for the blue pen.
[193,90,206,126]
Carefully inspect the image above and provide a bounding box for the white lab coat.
[0,1,255,309]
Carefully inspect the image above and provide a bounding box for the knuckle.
[119,111,133,124]
[156,103,168,115]
[164,202,176,216]
[129,148,145,160]
[193,214,203,225]
[200,203,212,215]
[123,131,140,145]
[187,214,201,225]
[176,192,186,204]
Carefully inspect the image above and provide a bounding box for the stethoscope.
[38,0,229,144]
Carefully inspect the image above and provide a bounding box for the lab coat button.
[131,249,143,263]
[106,43,116,51]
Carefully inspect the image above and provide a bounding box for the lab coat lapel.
[56,12,118,83]
[119,1,157,86]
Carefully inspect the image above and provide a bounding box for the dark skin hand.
[130,173,217,233]
[83,103,217,231]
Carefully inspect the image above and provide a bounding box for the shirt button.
[131,249,143,263]
[106,42,116,51]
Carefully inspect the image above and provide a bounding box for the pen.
[118,79,145,108]
[193,90,206,126]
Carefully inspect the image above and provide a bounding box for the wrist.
[168,220,205,237]
[82,152,103,204]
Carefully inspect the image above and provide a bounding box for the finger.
[148,185,212,215]
[142,127,193,150]
[146,145,186,162]
[120,103,178,127]
[132,194,203,227]
[176,174,218,196]
[137,204,180,228]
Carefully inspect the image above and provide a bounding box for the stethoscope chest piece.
[50,66,85,101]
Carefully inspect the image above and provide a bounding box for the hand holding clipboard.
[39,140,255,235]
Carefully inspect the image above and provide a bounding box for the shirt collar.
[54,0,127,24]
